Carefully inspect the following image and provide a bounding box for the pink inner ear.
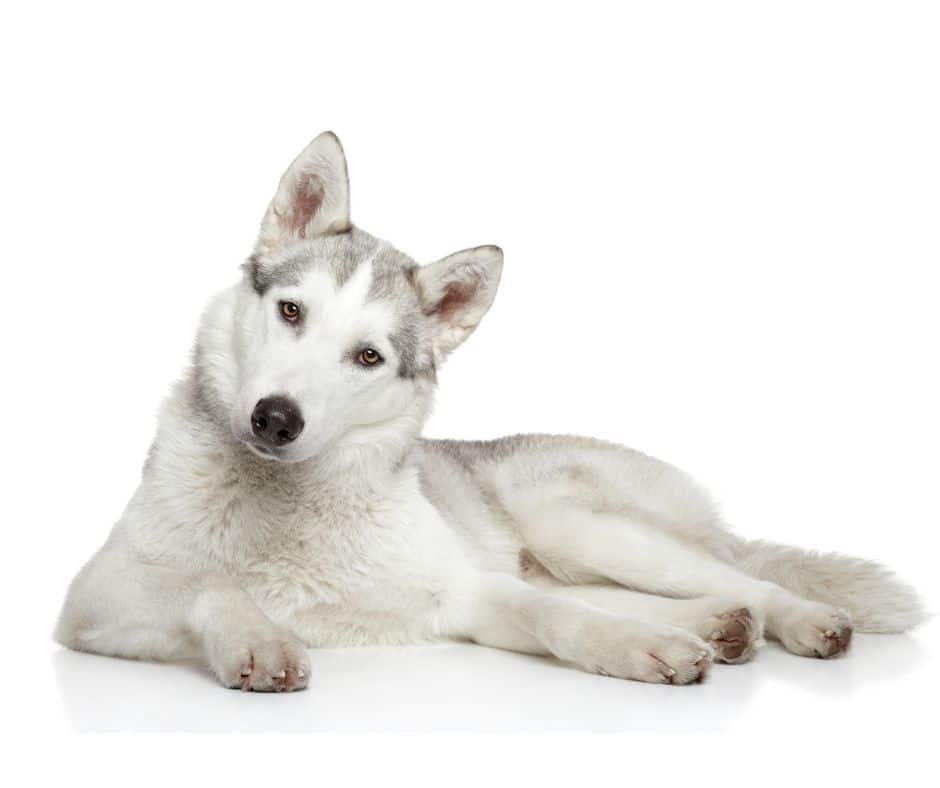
[431,280,476,322]
[288,172,325,239]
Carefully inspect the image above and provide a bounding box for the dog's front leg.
[191,586,310,691]
[55,539,310,691]
[446,573,714,684]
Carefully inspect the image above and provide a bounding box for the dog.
[56,132,925,690]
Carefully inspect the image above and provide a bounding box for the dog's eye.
[357,348,384,367]
[279,301,301,322]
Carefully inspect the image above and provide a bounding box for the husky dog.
[56,132,924,690]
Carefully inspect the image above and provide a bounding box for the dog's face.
[222,133,502,463]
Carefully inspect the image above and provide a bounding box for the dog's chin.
[231,420,340,465]
[244,442,284,462]
[239,438,319,464]
[231,422,301,463]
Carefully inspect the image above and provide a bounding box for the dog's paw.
[777,604,853,659]
[585,626,714,685]
[703,607,760,664]
[210,636,310,692]
[639,628,714,684]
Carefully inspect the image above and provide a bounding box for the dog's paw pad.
[706,607,759,664]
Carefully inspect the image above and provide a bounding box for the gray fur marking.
[190,342,233,433]
[247,228,434,379]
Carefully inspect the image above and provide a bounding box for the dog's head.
[199,132,502,464]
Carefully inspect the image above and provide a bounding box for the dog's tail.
[727,537,927,633]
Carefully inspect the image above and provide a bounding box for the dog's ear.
[254,131,351,257]
[413,245,503,358]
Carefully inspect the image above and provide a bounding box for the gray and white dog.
[57,132,924,690]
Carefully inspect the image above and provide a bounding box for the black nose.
[251,396,305,446]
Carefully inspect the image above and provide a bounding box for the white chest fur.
[120,407,476,647]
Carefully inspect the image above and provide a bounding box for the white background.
[2,0,938,782]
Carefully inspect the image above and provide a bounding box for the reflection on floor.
[53,633,928,733]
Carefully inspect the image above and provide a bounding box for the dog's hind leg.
[519,551,760,664]
[512,503,854,659]
[55,533,310,691]
[444,572,714,684]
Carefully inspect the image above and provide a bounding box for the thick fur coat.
[56,132,925,690]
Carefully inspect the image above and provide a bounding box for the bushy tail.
[729,538,927,633]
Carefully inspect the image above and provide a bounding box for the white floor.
[49,628,935,734]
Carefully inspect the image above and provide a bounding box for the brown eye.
[357,348,384,367]
[279,301,300,322]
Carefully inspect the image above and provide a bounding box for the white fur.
[56,133,925,691]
